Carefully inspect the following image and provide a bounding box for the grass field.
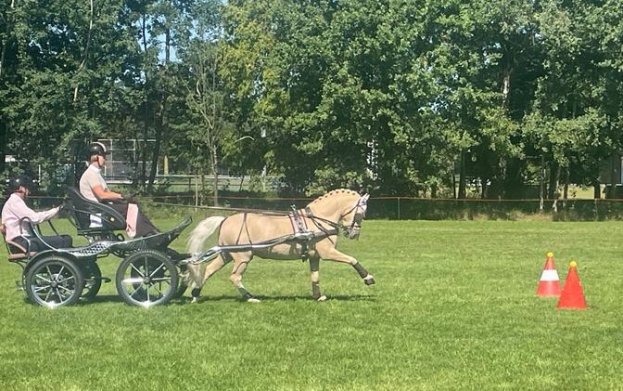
[1,213,622,390]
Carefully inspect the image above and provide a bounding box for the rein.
[304,206,346,236]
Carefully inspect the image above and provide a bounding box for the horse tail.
[187,216,227,255]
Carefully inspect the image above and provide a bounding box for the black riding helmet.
[10,175,34,192]
[88,142,107,158]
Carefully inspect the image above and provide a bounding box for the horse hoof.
[364,276,375,285]
[247,297,261,303]
[191,297,199,304]
[316,295,327,302]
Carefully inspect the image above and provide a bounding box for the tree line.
[1,0,623,199]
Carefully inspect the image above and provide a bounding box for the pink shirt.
[1,193,59,241]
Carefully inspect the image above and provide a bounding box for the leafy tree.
[528,0,622,200]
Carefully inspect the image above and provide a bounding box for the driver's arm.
[91,184,124,202]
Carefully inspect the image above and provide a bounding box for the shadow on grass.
[77,295,125,305]
[171,293,376,304]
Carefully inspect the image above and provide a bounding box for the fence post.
[195,176,199,207]
[397,197,401,220]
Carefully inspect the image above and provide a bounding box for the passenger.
[1,175,72,253]
[79,142,159,238]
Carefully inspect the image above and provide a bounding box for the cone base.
[536,281,561,297]
[557,297,587,310]
[538,293,560,298]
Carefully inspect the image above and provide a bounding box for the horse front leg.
[320,247,375,286]
[353,262,375,285]
[309,257,327,302]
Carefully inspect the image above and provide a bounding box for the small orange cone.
[557,261,587,310]
[536,252,561,297]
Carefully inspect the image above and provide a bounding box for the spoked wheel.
[81,261,103,300]
[116,249,178,307]
[25,256,85,308]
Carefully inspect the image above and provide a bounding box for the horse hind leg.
[309,257,327,302]
[229,253,260,303]
[189,254,227,303]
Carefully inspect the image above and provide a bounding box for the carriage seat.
[65,187,127,233]
[1,224,35,262]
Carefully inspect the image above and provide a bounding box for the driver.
[1,175,72,253]
[79,142,159,238]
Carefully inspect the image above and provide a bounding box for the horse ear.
[361,194,370,204]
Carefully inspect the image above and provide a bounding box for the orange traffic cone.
[557,261,587,310]
[536,252,561,297]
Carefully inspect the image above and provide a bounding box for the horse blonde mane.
[309,189,360,205]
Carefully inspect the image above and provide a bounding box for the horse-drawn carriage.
[1,187,191,308]
[3,187,375,307]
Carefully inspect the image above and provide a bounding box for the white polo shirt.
[79,164,108,227]
[79,164,108,202]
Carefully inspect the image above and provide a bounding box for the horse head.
[306,190,370,239]
[342,193,369,239]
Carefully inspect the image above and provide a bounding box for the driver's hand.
[125,194,138,204]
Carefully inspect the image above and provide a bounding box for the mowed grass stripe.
[1,218,622,390]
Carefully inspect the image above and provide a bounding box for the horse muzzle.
[346,225,361,240]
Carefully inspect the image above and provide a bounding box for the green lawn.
[1,215,622,390]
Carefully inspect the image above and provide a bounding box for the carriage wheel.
[25,256,85,308]
[116,249,178,307]
[81,261,102,300]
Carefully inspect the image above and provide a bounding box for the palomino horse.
[185,189,374,302]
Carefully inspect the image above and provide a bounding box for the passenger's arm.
[13,199,59,224]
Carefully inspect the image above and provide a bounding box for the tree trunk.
[212,144,219,207]
[539,155,545,211]
[148,28,172,191]
[562,167,569,209]
[140,15,149,188]
[0,120,6,174]
[504,158,523,199]
[0,0,17,81]
[148,120,162,190]
[458,149,466,199]
[0,0,16,173]
[547,161,558,200]
[149,91,166,190]
[480,177,487,199]
[73,0,94,103]
[609,154,619,199]
[551,164,561,213]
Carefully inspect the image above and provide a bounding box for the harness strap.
[290,206,311,261]
[305,207,339,237]
[289,207,308,235]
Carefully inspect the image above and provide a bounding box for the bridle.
[344,194,369,238]
[304,194,369,239]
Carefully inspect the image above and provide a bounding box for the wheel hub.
[50,273,63,288]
